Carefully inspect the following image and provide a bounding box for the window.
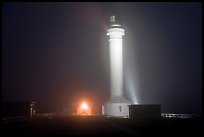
[119,106,122,112]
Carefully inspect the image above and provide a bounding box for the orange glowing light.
[81,102,88,110]
[77,101,92,115]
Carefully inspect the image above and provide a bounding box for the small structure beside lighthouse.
[102,15,132,117]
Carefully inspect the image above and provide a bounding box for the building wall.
[129,105,161,120]
[104,103,130,117]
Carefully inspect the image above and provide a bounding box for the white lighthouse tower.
[102,15,132,117]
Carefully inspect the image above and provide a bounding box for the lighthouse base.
[102,96,132,117]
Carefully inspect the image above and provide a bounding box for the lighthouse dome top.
[109,15,122,28]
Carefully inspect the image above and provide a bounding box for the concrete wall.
[129,105,161,120]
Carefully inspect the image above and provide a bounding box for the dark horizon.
[2,2,202,114]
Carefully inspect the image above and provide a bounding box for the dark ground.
[1,115,203,135]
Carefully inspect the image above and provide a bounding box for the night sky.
[2,2,202,114]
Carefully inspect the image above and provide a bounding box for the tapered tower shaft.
[107,28,124,98]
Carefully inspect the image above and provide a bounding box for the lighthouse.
[102,15,132,117]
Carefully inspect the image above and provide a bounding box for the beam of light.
[124,68,139,104]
